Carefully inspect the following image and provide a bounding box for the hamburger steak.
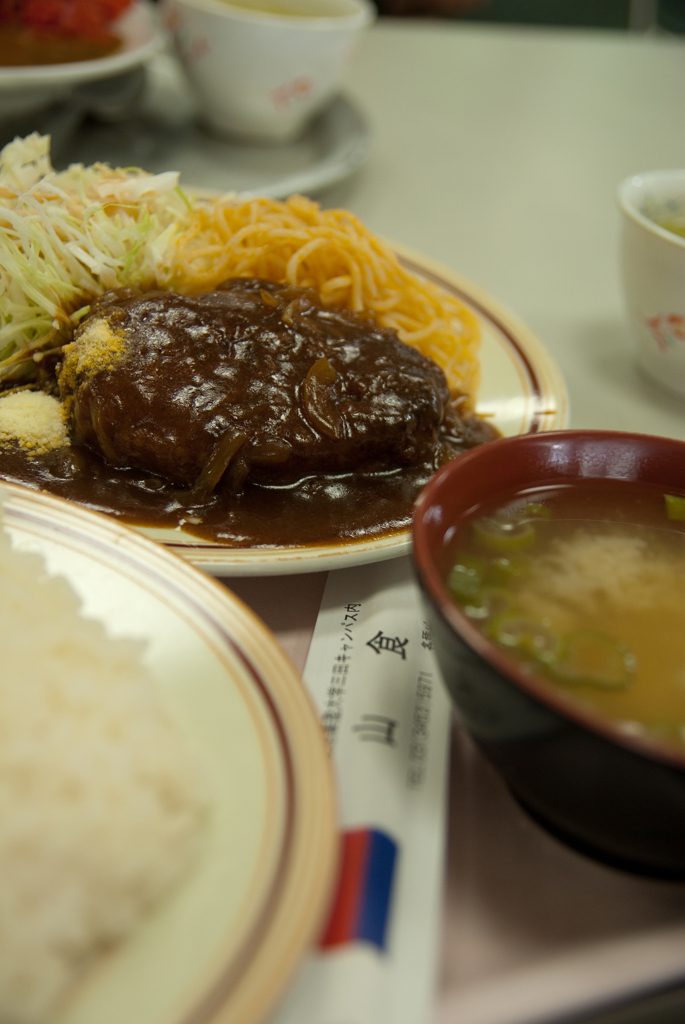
[59,278,491,493]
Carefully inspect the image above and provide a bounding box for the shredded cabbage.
[0,133,192,386]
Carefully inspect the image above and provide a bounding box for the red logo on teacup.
[270,76,314,113]
[186,35,211,63]
[644,314,685,354]
[164,8,182,30]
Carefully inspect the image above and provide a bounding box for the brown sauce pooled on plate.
[1,278,498,548]
[0,27,120,66]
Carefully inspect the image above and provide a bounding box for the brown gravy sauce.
[0,27,119,66]
[0,444,439,547]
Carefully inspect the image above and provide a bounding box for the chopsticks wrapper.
[271,555,451,1024]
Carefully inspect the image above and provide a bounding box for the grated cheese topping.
[59,316,128,390]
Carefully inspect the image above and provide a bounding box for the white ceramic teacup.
[163,0,373,143]
[618,170,685,399]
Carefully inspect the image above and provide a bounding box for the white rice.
[0,494,207,1023]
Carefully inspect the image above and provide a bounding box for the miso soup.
[446,478,685,752]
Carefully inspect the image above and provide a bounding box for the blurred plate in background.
[3,48,373,198]
[0,0,164,120]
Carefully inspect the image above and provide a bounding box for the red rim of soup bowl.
[412,429,685,774]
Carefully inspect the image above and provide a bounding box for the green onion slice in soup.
[447,559,484,603]
[550,631,636,690]
[472,517,536,553]
[464,587,514,622]
[665,493,685,521]
[489,614,561,664]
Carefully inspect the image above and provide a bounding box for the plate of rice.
[0,480,337,1024]
[0,134,568,576]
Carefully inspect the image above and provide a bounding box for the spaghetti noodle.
[170,194,481,401]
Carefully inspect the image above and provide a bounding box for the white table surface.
[329,19,685,441]
[224,20,685,1024]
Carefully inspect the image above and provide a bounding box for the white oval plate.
[0,482,337,1024]
[136,245,568,576]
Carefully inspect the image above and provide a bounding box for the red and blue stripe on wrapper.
[320,829,398,951]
